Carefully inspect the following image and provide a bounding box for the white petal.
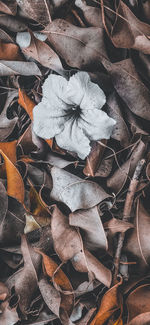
[42,74,69,115]
[66,71,106,110]
[33,101,66,139]
[78,109,116,140]
[55,118,91,159]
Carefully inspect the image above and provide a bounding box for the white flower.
[33,72,116,159]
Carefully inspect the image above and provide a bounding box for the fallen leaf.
[0,91,18,141]
[50,166,111,211]
[125,199,150,270]
[102,58,150,121]
[0,0,17,15]
[21,31,63,73]
[0,60,41,76]
[0,41,22,60]
[46,19,108,68]
[90,278,123,325]
[69,206,108,251]
[15,235,40,315]
[83,140,107,177]
[38,275,61,317]
[17,0,51,26]
[0,150,24,203]
[0,301,19,325]
[126,283,150,324]
[102,0,150,54]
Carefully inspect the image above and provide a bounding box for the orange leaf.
[18,89,66,153]
[36,250,74,315]
[0,41,22,60]
[18,89,54,149]
[37,250,72,291]
[0,150,24,203]
[29,186,51,226]
[90,279,123,325]
[18,89,35,120]
[0,140,17,164]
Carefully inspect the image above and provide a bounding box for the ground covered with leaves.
[0,0,150,324]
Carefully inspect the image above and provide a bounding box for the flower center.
[71,104,81,119]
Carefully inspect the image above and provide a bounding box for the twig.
[113,158,146,284]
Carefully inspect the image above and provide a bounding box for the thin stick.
[113,159,145,284]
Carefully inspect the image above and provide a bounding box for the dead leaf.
[83,140,107,177]
[0,60,41,76]
[102,58,150,121]
[69,206,108,251]
[90,278,123,325]
[17,0,51,26]
[46,19,108,68]
[107,140,146,193]
[15,235,40,315]
[126,283,150,324]
[0,41,22,60]
[38,275,61,317]
[0,0,17,16]
[50,166,111,211]
[102,0,150,54]
[0,150,24,203]
[0,91,18,141]
[107,91,130,147]
[0,301,19,325]
[125,199,150,270]
[21,31,63,73]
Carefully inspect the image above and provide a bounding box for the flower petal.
[79,109,116,141]
[66,72,106,110]
[55,118,91,159]
[42,74,68,114]
[33,101,66,139]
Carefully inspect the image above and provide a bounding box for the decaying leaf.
[50,167,111,211]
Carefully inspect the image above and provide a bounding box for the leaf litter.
[0,0,150,324]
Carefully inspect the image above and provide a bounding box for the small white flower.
[33,72,116,159]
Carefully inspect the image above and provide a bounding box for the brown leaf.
[0,140,17,164]
[0,14,27,32]
[90,278,123,325]
[46,19,107,68]
[83,140,107,177]
[104,217,134,236]
[0,150,24,203]
[29,186,51,226]
[69,206,108,251]
[102,0,150,54]
[36,250,74,317]
[0,196,25,246]
[22,31,63,72]
[102,58,150,120]
[15,235,40,315]
[107,91,130,147]
[38,276,61,317]
[0,41,22,60]
[72,249,112,288]
[50,167,111,211]
[0,91,18,141]
[0,282,9,301]
[0,0,17,16]
[125,199,150,270]
[126,283,150,324]
[0,301,19,325]
[17,0,51,26]
[51,205,83,261]
[75,0,102,27]
[0,60,41,76]
[107,140,146,193]
[51,206,112,287]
